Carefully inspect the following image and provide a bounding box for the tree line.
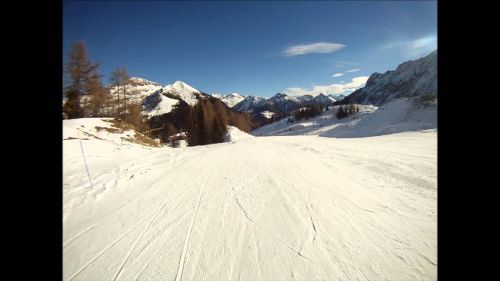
[294,104,324,121]
[63,41,254,147]
[335,104,359,119]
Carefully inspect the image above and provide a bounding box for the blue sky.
[63,1,437,98]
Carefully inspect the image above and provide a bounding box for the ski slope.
[63,123,437,280]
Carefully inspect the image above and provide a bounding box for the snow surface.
[223,126,253,142]
[64,117,436,280]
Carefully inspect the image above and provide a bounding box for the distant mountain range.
[230,93,344,124]
[77,50,436,127]
[211,93,245,108]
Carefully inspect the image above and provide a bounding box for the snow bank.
[63,118,158,147]
[224,126,253,142]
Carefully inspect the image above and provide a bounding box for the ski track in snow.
[63,130,437,281]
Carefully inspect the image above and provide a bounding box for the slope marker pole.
[80,140,94,189]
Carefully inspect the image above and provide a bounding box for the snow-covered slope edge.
[63,118,160,147]
[224,125,254,142]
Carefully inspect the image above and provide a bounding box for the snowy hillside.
[109,77,163,104]
[64,127,436,280]
[321,98,437,138]
[142,91,180,117]
[340,50,437,106]
[254,97,436,138]
[211,93,245,108]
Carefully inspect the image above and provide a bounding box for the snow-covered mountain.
[107,79,207,117]
[162,81,204,107]
[267,93,301,112]
[211,93,245,108]
[232,95,267,112]
[109,77,163,104]
[339,50,437,106]
[232,92,336,122]
[313,93,335,106]
[142,90,181,117]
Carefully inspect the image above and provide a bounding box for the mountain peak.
[171,80,199,92]
[270,93,288,99]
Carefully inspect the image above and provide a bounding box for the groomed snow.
[64,121,436,280]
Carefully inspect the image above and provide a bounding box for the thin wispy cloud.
[283,42,345,57]
[331,60,363,67]
[332,68,361,78]
[383,35,437,58]
[284,76,369,97]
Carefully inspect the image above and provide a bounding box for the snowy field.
[63,116,437,280]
